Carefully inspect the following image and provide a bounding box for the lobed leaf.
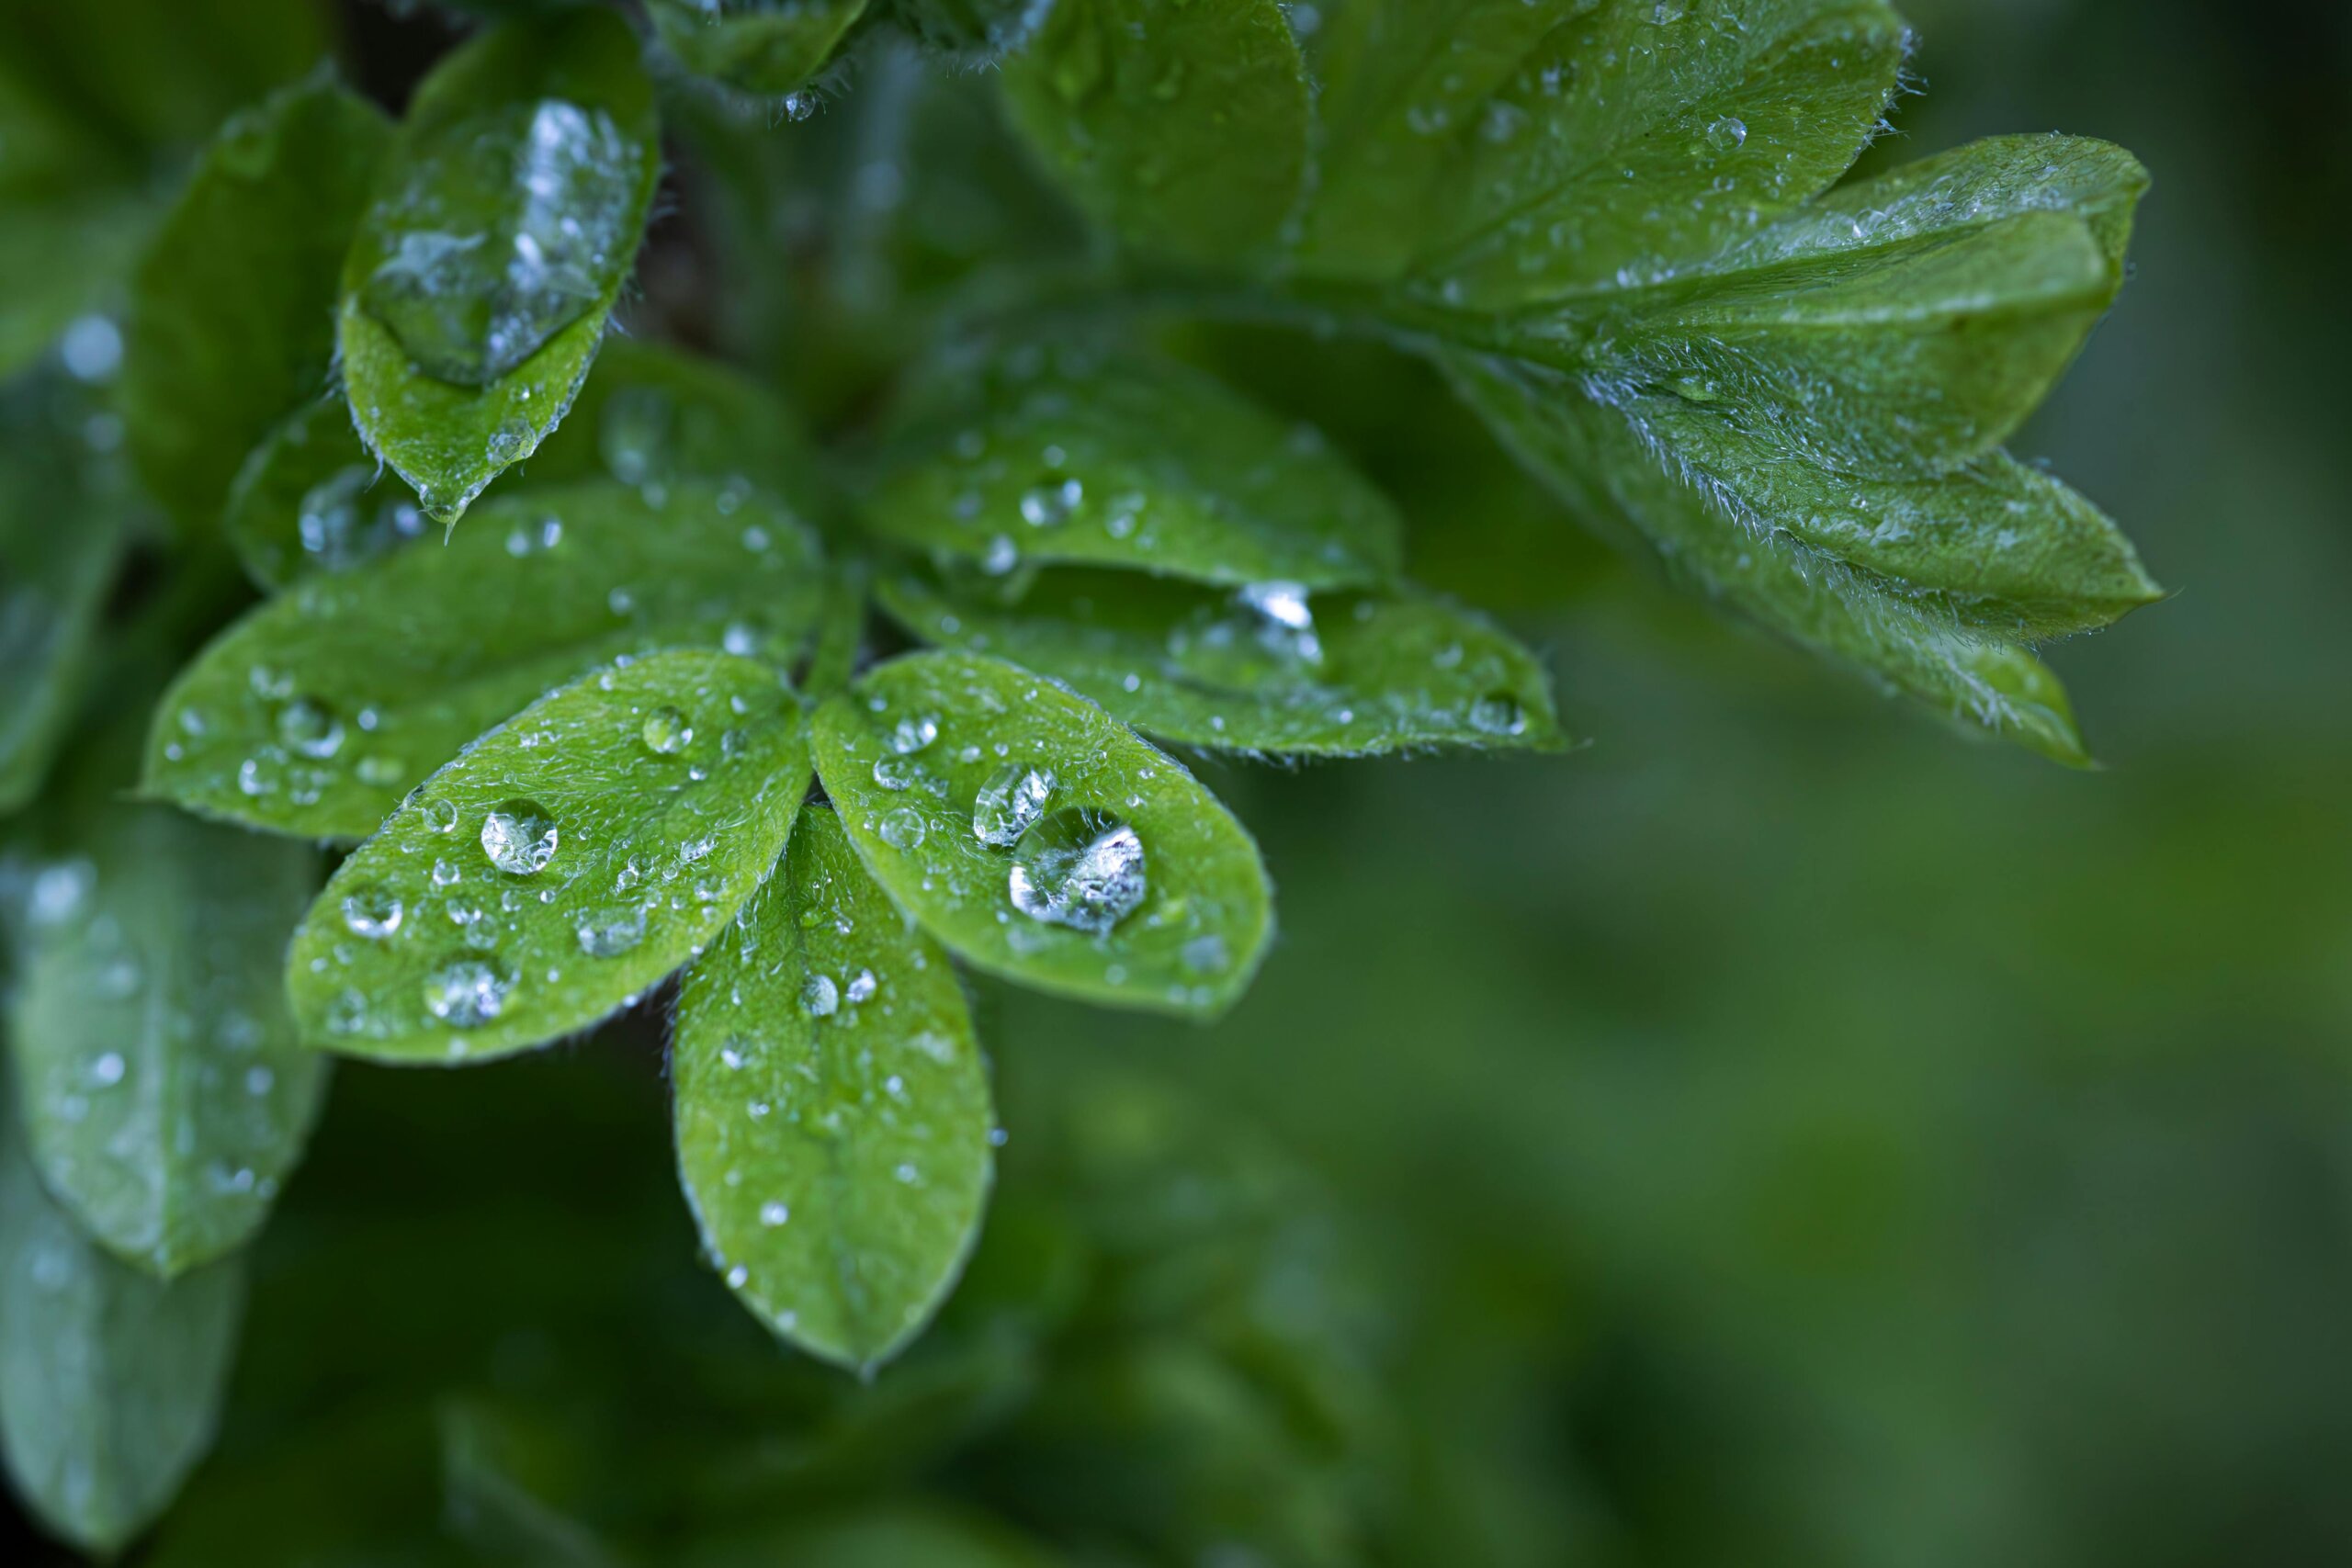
[6,807,325,1276]
[1446,349,2099,764]
[119,73,390,537]
[877,565,1567,757]
[337,7,661,523]
[999,0,1310,269]
[0,1124,243,1555]
[1411,0,1909,309]
[649,0,870,99]
[865,345,1404,591]
[287,650,810,1065]
[146,479,828,840]
[674,806,994,1371]
[811,651,1272,1016]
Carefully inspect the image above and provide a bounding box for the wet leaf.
[219,393,424,592]
[338,7,661,523]
[145,479,828,840]
[0,195,153,383]
[878,565,1567,757]
[885,0,1048,67]
[1447,349,2098,764]
[999,0,1310,268]
[6,807,325,1276]
[285,650,809,1065]
[682,1504,1058,1568]
[1412,0,1910,309]
[674,806,993,1371]
[0,1124,243,1555]
[119,73,390,537]
[811,652,1272,1016]
[649,0,870,99]
[866,345,1403,591]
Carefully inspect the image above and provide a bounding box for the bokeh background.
[10,0,2352,1562]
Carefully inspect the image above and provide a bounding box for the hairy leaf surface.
[878,566,1566,756]
[120,73,390,536]
[287,650,809,1065]
[650,0,870,98]
[675,806,993,1371]
[338,8,660,523]
[146,479,827,840]
[0,1127,243,1554]
[866,346,1404,591]
[812,652,1272,1016]
[6,808,324,1276]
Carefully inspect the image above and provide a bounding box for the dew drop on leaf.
[972,762,1055,847]
[422,960,511,1027]
[341,887,404,940]
[1007,807,1148,935]
[641,705,693,755]
[876,807,927,852]
[575,906,647,957]
[481,799,560,875]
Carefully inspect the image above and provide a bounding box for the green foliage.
[0,0,2167,1552]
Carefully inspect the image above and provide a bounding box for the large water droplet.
[481,798,560,875]
[1008,808,1147,935]
[576,906,645,957]
[801,973,839,1017]
[423,960,511,1027]
[972,762,1055,847]
[641,705,693,755]
[342,887,404,940]
[876,807,927,852]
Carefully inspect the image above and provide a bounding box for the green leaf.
[683,1505,1059,1568]
[1291,0,1575,282]
[285,649,809,1065]
[866,344,1403,591]
[0,377,129,815]
[877,565,1567,756]
[885,0,1048,67]
[1445,349,2099,764]
[674,805,994,1371]
[999,0,1310,268]
[119,73,390,537]
[225,337,825,592]
[1410,0,1910,308]
[0,1122,243,1554]
[0,195,153,383]
[811,651,1272,1016]
[6,807,325,1276]
[145,479,828,840]
[649,1,870,99]
[439,1398,624,1568]
[337,7,661,523]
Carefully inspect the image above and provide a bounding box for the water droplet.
[801,973,840,1017]
[1468,693,1527,737]
[876,807,927,852]
[576,907,646,957]
[481,799,559,875]
[1018,477,1083,527]
[888,715,939,754]
[972,763,1055,846]
[423,961,511,1028]
[60,314,122,381]
[872,754,925,792]
[844,968,877,1004]
[599,385,674,487]
[342,887,404,940]
[1705,115,1748,153]
[759,1201,789,1226]
[91,1052,126,1088]
[641,705,693,755]
[1181,933,1228,975]
[1008,808,1147,935]
[424,798,460,832]
[277,697,345,759]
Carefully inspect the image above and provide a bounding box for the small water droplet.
[876,807,927,852]
[1018,477,1083,527]
[576,906,646,957]
[801,973,840,1017]
[342,886,404,940]
[277,697,345,759]
[423,961,511,1028]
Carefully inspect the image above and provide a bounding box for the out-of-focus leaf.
[999,0,1309,268]
[0,377,129,814]
[225,337,824,592]
[119,73,390,537]
[0,197,153,383]
[1410,0,1909,309]
[1291,0,1572,282]
[286,650,808,1065]
[676,806,993,1371]
[1446,350,2098,763]
[338,8,660,523]
[0,1122,243,1555]
[812,652,1272,1016]
[878,565,1567,757]
[650,0,870,99]
[6,807,323,1276]
[144,479,827,840]
[439,1398,624,1568]
[866,344,1404,591]
[682,1504,1060,1568]
[885,0,1047,67]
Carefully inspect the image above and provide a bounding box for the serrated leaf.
[649,0,869,99]
[286,650,809,1065]
[674,805,993,1371]
[811,652,1272,1016]
[866,345,1403,591]
[1446,349,2097,764]
[145,479,828,840]
[226,337,823,592]
[119,73,390,537]
[999,0,1309,268]
[877,565,1566,756]
[6,807,324,1276]
[0,1123,243,1554]
[337,7,661,523]
[0,378,129,815]
[1292,0,1576,281]
[1412,0,1908,309]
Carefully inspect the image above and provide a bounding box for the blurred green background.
[12,0,2352,1562]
